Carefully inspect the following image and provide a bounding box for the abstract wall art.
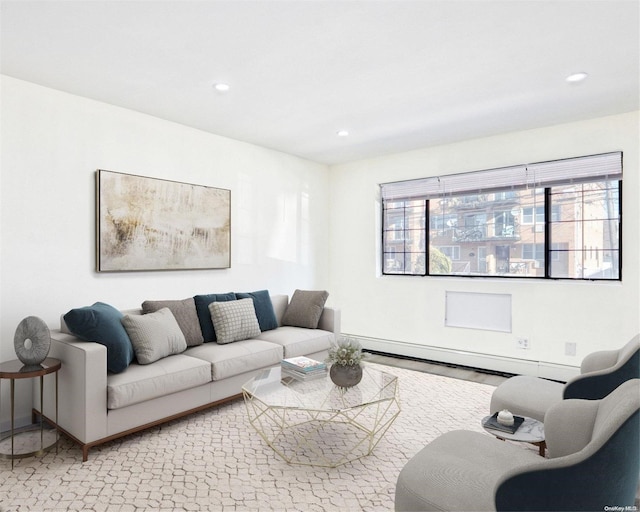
[96,170,231,271]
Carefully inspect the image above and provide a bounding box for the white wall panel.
[445,292,512,333]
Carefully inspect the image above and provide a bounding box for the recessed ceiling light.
[213,83,230,92]
[337,130,349,137]
[566,72,588,83]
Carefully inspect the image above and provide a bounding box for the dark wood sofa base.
[33,393,243,462]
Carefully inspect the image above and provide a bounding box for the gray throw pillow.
[281,290,329,329]
[142,298,204,346]
[122,308,187,364]
[208,298,261,344]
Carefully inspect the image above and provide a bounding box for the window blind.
[380,152,622,201]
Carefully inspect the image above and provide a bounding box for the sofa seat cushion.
[186,339,283,381]
[396,430,542,512]
[256,326,334,358]
[107,355,212,410]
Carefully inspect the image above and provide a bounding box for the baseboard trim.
[352,335,579,382]
[364,348,519,379]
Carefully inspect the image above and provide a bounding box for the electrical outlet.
[516,337,530,350]
[565,342,577,356]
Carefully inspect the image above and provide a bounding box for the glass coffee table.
[242,364,400,467]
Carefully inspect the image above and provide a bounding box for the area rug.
[0,364,496,512]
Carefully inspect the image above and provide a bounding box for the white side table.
[481,414,546,456]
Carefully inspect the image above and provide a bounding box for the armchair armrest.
[580,349,618,374]
[544,399,598,458]
[495,410,640,511]
[564,351,639,400]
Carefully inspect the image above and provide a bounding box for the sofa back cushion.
[142,297,204,346]
[282,290,329,329]
[193,292,237,342]
[270,295,289,325]
[63,302,135,373]
[122,307,187,364]
[235,290,278,331]
[209,298,261,344]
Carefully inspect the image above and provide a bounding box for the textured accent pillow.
[121,308,187,364]
[281,290,329,329]
[63,302,135,373]
[194,292,237,342]
[142,298,204,346]
[236,290,278,332]
[208,298,261,344]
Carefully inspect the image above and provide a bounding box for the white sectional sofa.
[38,293,340,461]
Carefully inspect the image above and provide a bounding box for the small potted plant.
[326,336,364,388]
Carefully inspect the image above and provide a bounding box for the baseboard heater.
[351,335,579,382]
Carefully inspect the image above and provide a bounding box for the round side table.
[0,358,61,468]
[481,414,546,457]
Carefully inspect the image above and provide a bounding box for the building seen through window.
[381,153,621,280]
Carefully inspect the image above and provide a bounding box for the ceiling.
[1,1,639,165]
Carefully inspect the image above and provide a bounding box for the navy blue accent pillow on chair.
[236,290,278,332]
[194,293,237,342]
[63,302,135,373]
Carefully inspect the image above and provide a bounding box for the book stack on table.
[281,356,327,381]
[483,412,525,434]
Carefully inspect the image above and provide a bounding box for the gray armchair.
[490,334,639,421]
[395,379,640,511]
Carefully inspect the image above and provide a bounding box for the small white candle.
[497,409,514,426]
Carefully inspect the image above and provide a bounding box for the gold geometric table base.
[243,367,400,467]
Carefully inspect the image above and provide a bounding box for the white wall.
[3,74,638,427]
[329,111,640,377]
[0,75,331,425]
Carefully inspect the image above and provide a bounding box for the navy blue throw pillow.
[63,302,135,373]
[194,293,237,342]
[236,290,278,332]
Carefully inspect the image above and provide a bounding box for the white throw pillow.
[208,298,261,344]
[121,308,187,364]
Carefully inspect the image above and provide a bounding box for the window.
[437,246,460,260]
[522,206,544,224]
[548,181,620,279]
[522,243,544,268]
[381,152,622,280]
[382,200,426,275]
[494,191,517,200]
[523,205,560,224]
